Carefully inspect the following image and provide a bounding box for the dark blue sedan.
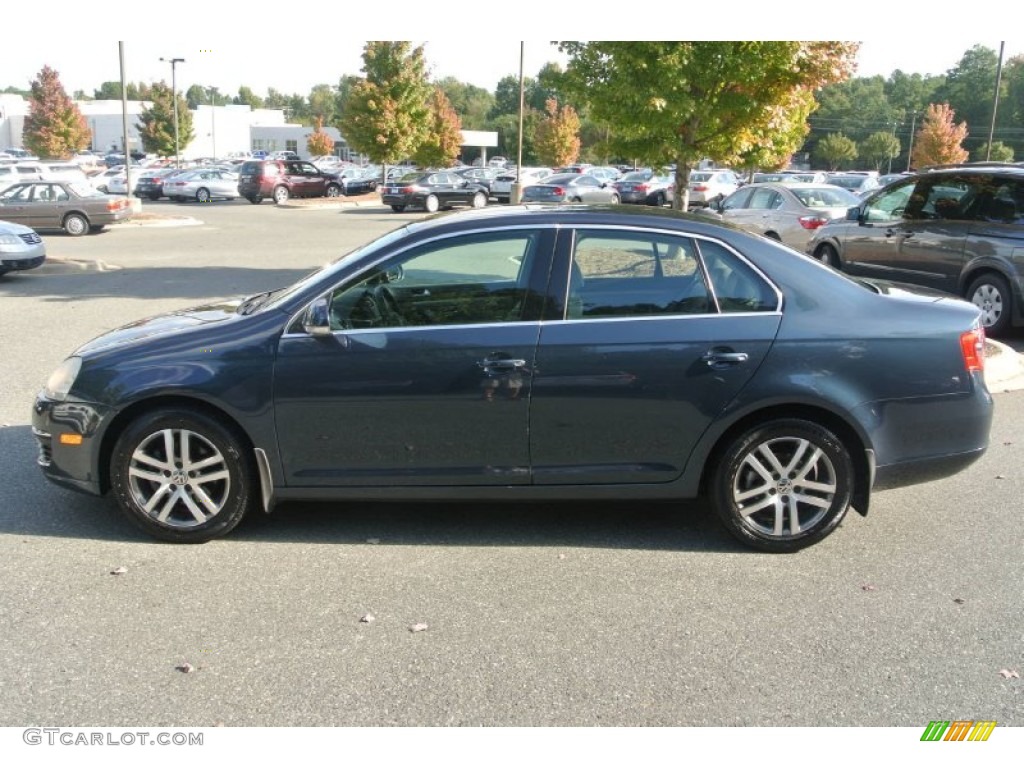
[32,206,992,551]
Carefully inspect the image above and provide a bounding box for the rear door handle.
[701,349,749,368]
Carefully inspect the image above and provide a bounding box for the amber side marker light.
[960,327,985,372]
[59,433,83,446]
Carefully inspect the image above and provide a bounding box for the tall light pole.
[160,56,185,167]
[208,86,217,159]
[986,42,1006,162]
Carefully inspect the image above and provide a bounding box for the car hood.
[75,300,243,355]
[0,218,37,235]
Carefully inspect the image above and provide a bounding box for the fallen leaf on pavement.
[360,613,376,624]
[409,623,429,633]
[175,662,195,674]
[860,584,876,591]
[999,669,1019,679]
[110,566,127,575]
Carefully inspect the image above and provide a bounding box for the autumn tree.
[341,42,432,173]
[136,81,195,158]
[911,103,968,168]
[22,66,90,160]
[534,98,581,167]
[413,88,463,168]
[558,41,858,209]
[860,131,901,171]
[735,89,817,179]
[307,116,335,156]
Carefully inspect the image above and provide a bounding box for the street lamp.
[207,86,217,160]
[160,56,185,167]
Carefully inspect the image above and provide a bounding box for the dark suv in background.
[807,163,1024,335]
[236,159,343,204]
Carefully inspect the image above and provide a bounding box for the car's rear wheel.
[967,273,1011,335]
[325,184,341,198]
[711,419,853,553]
[247,195,263,205]
[817,243,840,269]
[471,192,487,208]
[609,193,621,205]
[273,186,290,204]
[63,213,89,237]
[110,408,255,543]
[148,193,161,201]
[391,205,406,212]
[196,187,211,203]
[424,194,439,213]
[653,192,666,207]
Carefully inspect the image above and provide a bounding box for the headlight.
[43,357,82,401]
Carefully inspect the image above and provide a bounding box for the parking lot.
[0,201,1021,727]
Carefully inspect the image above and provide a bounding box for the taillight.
[960,326,985,372]
[401,186,423,193]
[636,184,649,193]
[798,215,829,230]
[552,186,565,196]
[692,184,708,192]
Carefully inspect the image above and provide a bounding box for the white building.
[0,95,359,161]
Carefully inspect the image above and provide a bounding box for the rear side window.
[977,179,1024,224]
[696,239,779,313]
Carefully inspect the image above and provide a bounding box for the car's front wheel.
[471,192,487,208]
[196,187,212,203]
[391,205,406,212]
[63,213,89,236]
[967,273,1011,336]
[424,194,440,213]
[816,243,841,269]
[273,186,290,204]
[325,184,341,198]
[110,408,256,543]
[711,419,854,552]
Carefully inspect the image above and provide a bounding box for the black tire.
[424,194,439,213]
[609,193,621,205]
[711,419,853,553]
[967,273,1011,336]
[196,187,212,203]
[149,193,161,201]
[391,205,406,212]
[247,195,263,205]
[817,243,841,269]
[110,407,256,543]
[273,185,290,204]
[63,213,89,237]
[471,192,487,209]
[653,192,666,207]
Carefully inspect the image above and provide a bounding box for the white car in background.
[88,166,126,193]
[686,169,741,207]
[107,169,147,195]
[491,166,552,203]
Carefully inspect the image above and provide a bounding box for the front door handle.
[701,349,749,368]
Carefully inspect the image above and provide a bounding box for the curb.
[275,199,384,210]
[984,339,1024,393]
[110,216,203,228]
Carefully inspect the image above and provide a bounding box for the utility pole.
[986,42,1006,161]
[905,112,917,172]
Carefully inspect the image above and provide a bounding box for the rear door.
[529,226,782,485]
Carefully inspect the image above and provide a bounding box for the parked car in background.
[491,167,552,203]
[88,166,125,193]
[0,180,132,235]
[13,162,89,184]
[686,169,741,207]
[107,169,147,196]
[587,166,622,183]
[704,183,862,251]
[134,168,183,201]
[783,171,830,184]
[31,205,992,552]
[876,172,912,188]
[520,173,621,204]
[826,172,880,197]
[237,159,343,204]
[454,167,504,196]
[614,170,675,207]
[807,163,1024,335]
[162,169,240,202]
[0,163,21,190]
[380,171,489,212]
[0,218,45,276]
[332,166,378,196]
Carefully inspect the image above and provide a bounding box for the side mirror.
[303,297,332,337]
[845,206,862,222]
[708,199,722,212]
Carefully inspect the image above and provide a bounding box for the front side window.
[326,231,542,331]
[863,179,916,223]
[568,230,711,318]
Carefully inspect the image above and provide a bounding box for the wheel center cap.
[777,478,792,493]
[171,470,187,485]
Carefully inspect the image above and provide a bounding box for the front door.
[274,228,557,487]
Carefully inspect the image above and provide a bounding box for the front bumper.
[1,252,45,271]
[32,393,110,496]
